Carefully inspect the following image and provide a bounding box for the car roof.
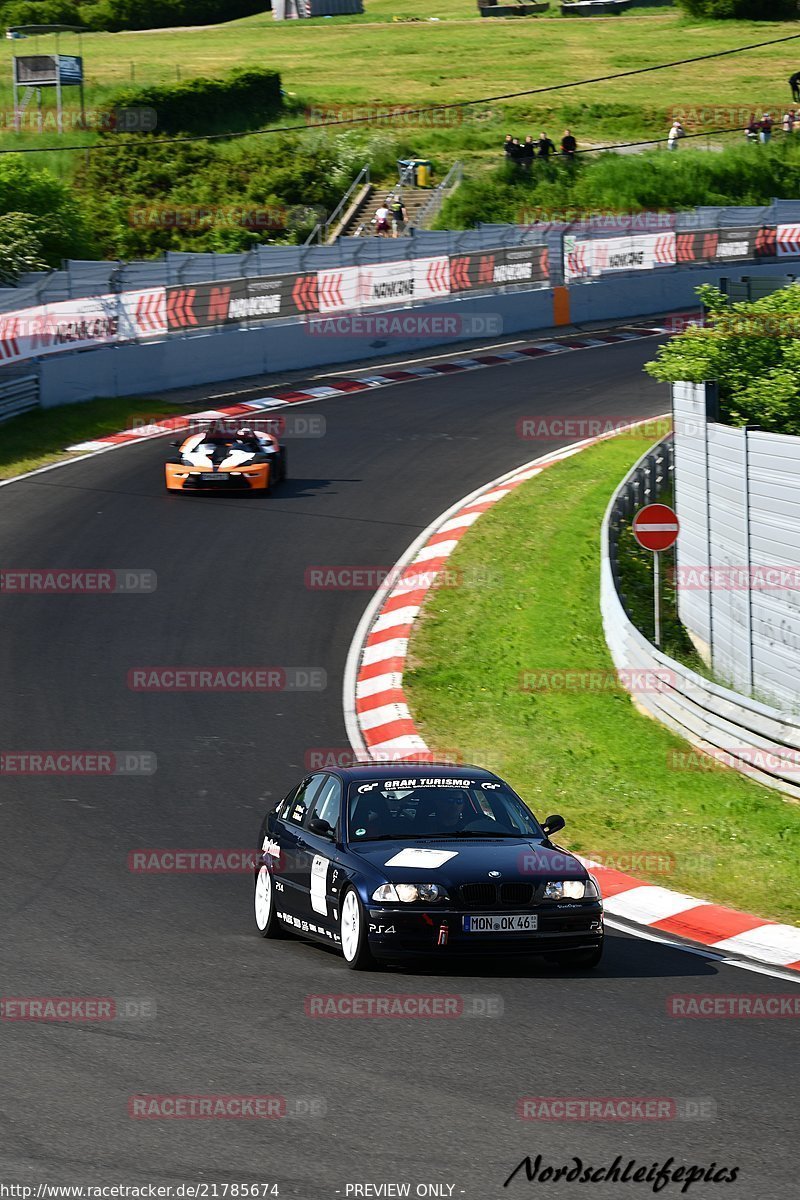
[329,761,501,783]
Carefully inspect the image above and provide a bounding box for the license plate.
[200,473,219,481]
[463,913,538,933]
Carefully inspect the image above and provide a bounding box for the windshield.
[347,776,543,841]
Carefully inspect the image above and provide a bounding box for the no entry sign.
[633,503,680,552]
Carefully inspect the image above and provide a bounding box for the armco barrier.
[601,441,800,802]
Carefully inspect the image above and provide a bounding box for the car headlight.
[371,883,449,903]
[543,879,599,900]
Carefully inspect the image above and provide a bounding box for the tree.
[645,283,800,435]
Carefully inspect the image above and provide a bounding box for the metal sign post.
[632,503,680,649]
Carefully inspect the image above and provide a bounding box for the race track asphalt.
[1,338,796,1199]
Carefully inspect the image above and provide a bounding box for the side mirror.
[542,814,565,837]
[308,818,334,838]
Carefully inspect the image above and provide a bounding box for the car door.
[297,775,344,940]
[278,774,327,926]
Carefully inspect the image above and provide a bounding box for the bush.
[677,0,798,16]
[102,68,282,136]
[0,212,49,285]
[0,159,94,263]
[437,138,800,230]
[0,0,267,30]
[73,131,376,257]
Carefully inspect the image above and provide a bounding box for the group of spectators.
[669,110,800,151]
[745,111,800,141]
[503,129,577,166]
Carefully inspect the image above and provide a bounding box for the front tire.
[254,864,284,938]
[339,887,375,970]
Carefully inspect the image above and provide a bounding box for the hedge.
[102,68,282,137]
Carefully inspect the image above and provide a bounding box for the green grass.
[0,9,798,168]
[404,429,800,925]
[0,395,186,479]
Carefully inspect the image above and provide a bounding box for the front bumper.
[366,903,604,958]
[165,463,270,492]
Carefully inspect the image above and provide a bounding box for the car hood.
[350,838,586,884]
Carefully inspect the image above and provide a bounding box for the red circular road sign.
[632,503,680,552]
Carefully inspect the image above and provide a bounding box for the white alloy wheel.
[254,865,273,932]
[340,889,361,962]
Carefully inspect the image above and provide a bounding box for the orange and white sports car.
[165,425,287,493]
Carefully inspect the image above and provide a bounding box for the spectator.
[667,119,685,150]
[760,112,773,144]
[745,115,759,143]
[510,137,523,162]
[373,200,391,238]
[790,71,800,103]
[783,110,794,134]
[503,134,514,158]
[561,128,577,159]
[389,194,407,238]
[537,131,556,159]
[521,134,535,170]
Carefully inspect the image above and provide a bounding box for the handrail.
[304,163,371,245]
[414,161,463,231]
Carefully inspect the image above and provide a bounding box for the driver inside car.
[413,790,465,834]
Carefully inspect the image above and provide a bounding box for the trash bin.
[397,159,416,187]
[415,160,433,187]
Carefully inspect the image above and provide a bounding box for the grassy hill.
[0,7,798,168]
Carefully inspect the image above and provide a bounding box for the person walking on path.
[790,71,800,103]
[389,195,407,238]
[373,201,391,238]
[667,119,685,150]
